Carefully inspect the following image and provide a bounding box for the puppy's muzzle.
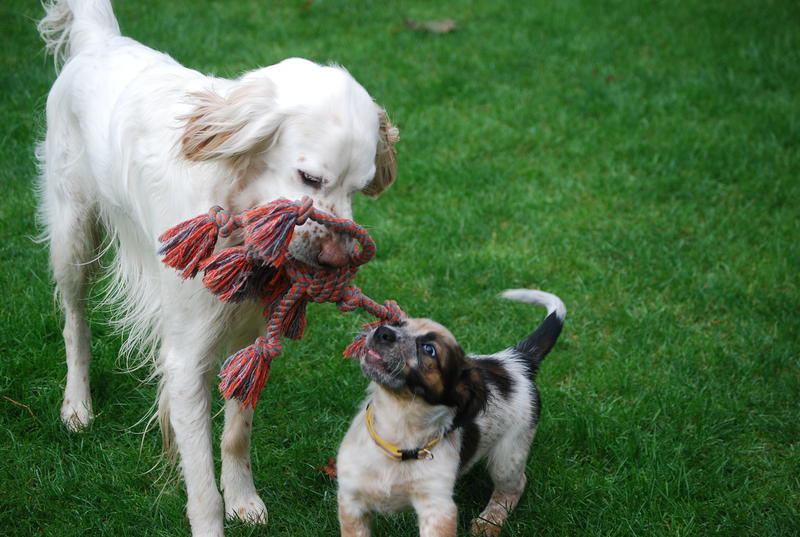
[373,325,398,346]
[361,325,408,389]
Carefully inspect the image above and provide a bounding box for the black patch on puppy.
[448,366,488,428]
[531,383,541,427]
[459,421,481,469]
[516,311,563,377]
[475,357,514,398]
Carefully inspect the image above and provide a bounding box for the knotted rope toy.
[158,196,406,407]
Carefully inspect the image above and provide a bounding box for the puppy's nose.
[374,325,397,345]
[317,238,350,268]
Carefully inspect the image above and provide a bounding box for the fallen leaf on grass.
[404,19,458,34]
[316,457,337,479]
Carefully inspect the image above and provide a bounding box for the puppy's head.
[360,319,488,426]
[179,58,398,269]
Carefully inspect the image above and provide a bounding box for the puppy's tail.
[39,0,120,69]
[501,289,566,377]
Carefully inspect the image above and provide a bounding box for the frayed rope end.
[158,214,220,279]
[218,340,276,408]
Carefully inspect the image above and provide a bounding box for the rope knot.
[381,300,406,323]
[294,196,314,226]
[210,206,238,238]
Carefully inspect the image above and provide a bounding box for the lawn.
[1,0,798,536]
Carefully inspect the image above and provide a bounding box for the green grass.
[2,0,799,535]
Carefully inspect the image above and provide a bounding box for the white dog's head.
[180,58,398,268]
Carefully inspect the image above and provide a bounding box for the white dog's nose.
[317,239,350,268]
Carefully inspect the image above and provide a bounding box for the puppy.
[337,289,566,537]
[36,1,397,536]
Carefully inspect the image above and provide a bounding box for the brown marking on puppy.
[297,155,306,162]
[396,319,488,426]
[403,322,461,400]
[406,318,456,342]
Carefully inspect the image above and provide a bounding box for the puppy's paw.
[60,398,93,431]
[225,494,268,525]
[470,517,502,537]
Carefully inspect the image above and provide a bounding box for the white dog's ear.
[180,82,283,161]
[362,107,399,198]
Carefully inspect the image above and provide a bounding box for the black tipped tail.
[501,289,566,377]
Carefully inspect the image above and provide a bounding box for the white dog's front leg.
[221,398,267,524]
[163,354,224,537]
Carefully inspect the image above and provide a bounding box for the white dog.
[36,1,398,535]
[337,290,565,536]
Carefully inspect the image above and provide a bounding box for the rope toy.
[158,196,406,408]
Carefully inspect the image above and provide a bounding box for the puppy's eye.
[298,170,323,189]
[422,343,437,357]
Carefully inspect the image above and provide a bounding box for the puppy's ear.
[361,106,399,198]
[180,81,283,162]
[451,362,488,428]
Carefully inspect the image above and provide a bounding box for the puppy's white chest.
[338,415,460,514]
[361,471,416,513]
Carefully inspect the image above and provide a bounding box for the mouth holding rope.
[158,196,406,407]
[288,221,354,269]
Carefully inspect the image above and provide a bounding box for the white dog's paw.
[60,398,93,431]
[224,494,268,525]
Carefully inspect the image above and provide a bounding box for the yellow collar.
[365,403,440,461]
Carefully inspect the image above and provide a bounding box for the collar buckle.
[419,448,435,461]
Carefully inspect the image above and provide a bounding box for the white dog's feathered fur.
[36,1,398,536]
[337,290,565,536]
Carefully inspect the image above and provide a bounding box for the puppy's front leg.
[469,486,523,537]
[338,493,372,537]
[221,399,267,524]
[163,346,223,537]
[413,497,457,537]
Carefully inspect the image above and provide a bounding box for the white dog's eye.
[298,170,323,189]
[422,343,437,357]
